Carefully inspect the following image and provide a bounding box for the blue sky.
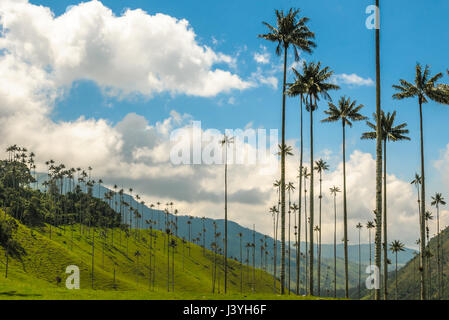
[1,0,448,244]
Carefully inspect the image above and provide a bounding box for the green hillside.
[0,213,325,300]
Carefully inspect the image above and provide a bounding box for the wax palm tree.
[220,134,234,294]
[361,110,410,299]
[314,158,329,296]
[411,174,422,249]
[302,61,340,295]
[259,8,315,293]
[290,202,299,293]
[286,181,295,293]
[373,0,383,301]
[302,166,311,294]
[424,210,433,297]
[238,232,243,293]
[330,186,341,298]
[356,222,363,299]
[295,167,304,294]
[287,68,307,295]
[269,204,279,293]
[322,96,366,297]
[390,240,405,300]
[431,192,446,299]
[392,63,449,299]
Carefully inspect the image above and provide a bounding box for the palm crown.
[258,9,316,59]
[431,193,446,207]
[302,61,340,111]
[389,240,405,253]
[322,96,367,126]
[315,159,329,173]
[392,63,449,105]
[361,111,410,142]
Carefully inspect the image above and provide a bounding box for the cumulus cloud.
[333,73,374,87]
[0,0,249,98]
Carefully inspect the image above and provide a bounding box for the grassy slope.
[0,216,327,300]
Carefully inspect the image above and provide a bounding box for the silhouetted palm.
[259,8,315,294]
[393,63,449,299]
[431,193,446,299]
[390,240,405,300]
[322,96,366,297]
[302,61,339,295]
[361,110,410,299]
[330,186,340,298]
[314,159,329,296]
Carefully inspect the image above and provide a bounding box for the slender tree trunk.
[304,174,308,295]
[92,227,95,289]
[396,253,398,300]
[288,192,291,294]
[240,237,243,293]
[437,203,441,300]
[280,45,288,295]
[374,0,383,301]
[309,95,315,296]
[342,120,349,298]
[369,229,372,299]
[224,145,228,294]
[333,193,337,298]
[296,95,303,295]
[252,225,256,293]
[418,100,426,300]
[383,139,388,300]
[318,170,323,296]
[358,228,361,299]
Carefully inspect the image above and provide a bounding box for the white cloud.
[250,67,278,90]
[253,46,270,64]
[333,73,374,87]
[0,0,249,98]
[254,52,269,64]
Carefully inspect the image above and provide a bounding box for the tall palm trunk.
[318,170,323,296]
[369,228,372,299]
[333,193,337,298]
[342,120,349,298]
[374,0,383,301]
[395,252,398,300]
[383,139,388,299]
[437,203,441,300]
[418,99,426,300]
[240,237,243,293]
[224,144,228,294]
[280,45,288,295]
[91,227,95,289]
[288,191,291,293]
[304,173,308,294]
[296,94,304,295]
[309,95,315,296]
[358,227,361,299]
[274,185,280,293]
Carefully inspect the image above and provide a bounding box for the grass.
[0,216,330,300]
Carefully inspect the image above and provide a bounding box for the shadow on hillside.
[0,290,42,298]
